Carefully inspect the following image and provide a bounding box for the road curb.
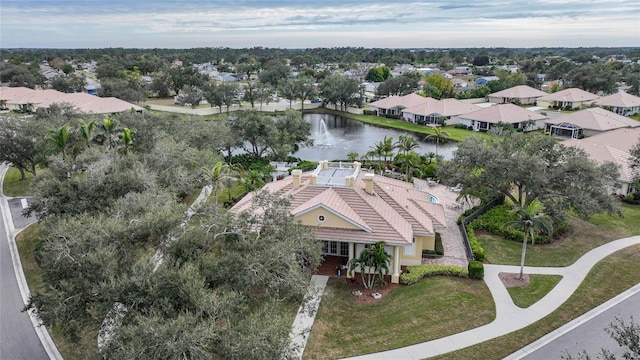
[0,165,63,360]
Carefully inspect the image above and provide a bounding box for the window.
[330,241,337,254]
[318,214,325,222]
[340,242,349,256]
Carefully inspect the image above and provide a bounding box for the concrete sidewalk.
[287,275,329,360]
[341,235,640,360]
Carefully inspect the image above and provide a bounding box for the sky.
[1,0,639,49]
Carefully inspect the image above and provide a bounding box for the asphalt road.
[0,176,48,359]
[521,290,640,359]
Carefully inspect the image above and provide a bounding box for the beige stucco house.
[545,107,640,138]
[537,88,599,110]
[402,98,480,125]
[368,93,428,117]
[229,161,447,284]
[456,103,548,132]
[487,85,548,105]
[594,92,640,116]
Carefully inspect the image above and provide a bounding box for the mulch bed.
[499,272,530,288]
[344,277,402,306]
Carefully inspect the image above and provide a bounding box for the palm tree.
[117,127,135,155]
[44,123,71,158]
[395,152,423,182]
[98,117,117,149]
[348,241,392,289]
[395,135,419,155]
[78,119,96,148]
[507,206,553,281]
[240,168,266,193]
[346,151,359,162]
[369,136,396,173]
[425,127,451,156]
[202,161,238,205]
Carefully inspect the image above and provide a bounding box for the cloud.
[1,0,638,48]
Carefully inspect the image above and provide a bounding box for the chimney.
[345,175,354,187]
[363,173,375,195]
[292,169,302,189]
[310,173,317,185]
[353,161,361,171]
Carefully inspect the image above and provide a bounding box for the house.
[451,79,468,88]
[228,161,448,284]
[487,85,548,105]
[1,88,143,114]
[594,92,640,116]
[368,93,428,117]
[545,107,640,138]
[456,103,547,132]
[537,88,599,110]
[0,87,35,109]
[402,98,481,125]
[475,76,500,85]
[452,66,471,75]
[563,128,640,195]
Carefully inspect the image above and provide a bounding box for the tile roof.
[546,108,640,131]
[538,88,599,102]
[369,93,429,110]
[403,98,481,117]
[595,92,640,108]
[0,86,36,101]
[562,128,640,182]
[4,89,143,114]
[229,168,447,246]
[459,103,547,124]
[488,85,548,99]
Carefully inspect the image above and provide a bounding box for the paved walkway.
[340,235,640,360]
[287,275,329,359]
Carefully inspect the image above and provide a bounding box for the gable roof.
[404,98,481,117]
[459,103,547,124]
[595,92,640,108]
[369,93,429,110]
[538,88,599,102]
[229,168,447,247]
[488,85,548,99]
[546,107,640,131]
[562,128,640,182]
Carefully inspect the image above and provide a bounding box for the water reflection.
[294,113,458,161]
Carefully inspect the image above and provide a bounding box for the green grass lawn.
[431,244,640,360]
[479,204,640,267]
[303,277,494,359]
[2,167,36,197]
[506,275,563,308]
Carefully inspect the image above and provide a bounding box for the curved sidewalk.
[342,235,640,360]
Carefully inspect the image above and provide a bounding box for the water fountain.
[313,118,335,147]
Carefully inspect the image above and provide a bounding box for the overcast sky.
[1,0,638,49]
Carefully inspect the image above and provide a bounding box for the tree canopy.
[439,129,621,222]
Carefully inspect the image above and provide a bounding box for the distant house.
[368,93,428,117]
[537,88,599,110]
[545,107,640,138]
[452,66,472,75]
[487,85,548,105]
[0,87,143,114]
[402,98,481,125]
[563,128,640,195]
[594,92,640,116]
[451,79,468,88]
[475,76,500,85]
[456,103,547,132]
[216,73,239,82]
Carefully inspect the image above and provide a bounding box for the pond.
[293,113,458,161]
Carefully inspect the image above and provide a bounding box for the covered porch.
[314,241,403,283]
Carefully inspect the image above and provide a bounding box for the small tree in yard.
[562,316,640,360]
[349,241,391,289]
[507,205,553,281]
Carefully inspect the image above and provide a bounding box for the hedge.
[468,260,484,280]
[471,204,563,244]
[400,264,468,285]
[467,226,486,262]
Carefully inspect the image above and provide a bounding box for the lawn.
[2,167,36,197]
[479,204,640,267]
[507,275,563,308]
[303,277,494,359]
[307,108,491,143]
[431,244,640,360]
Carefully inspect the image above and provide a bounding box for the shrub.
[454,123,468,129]
[363,109,377,116]
[468,260,484,280]
[467,226,486,261]
[400,265,468,285]
[385,114,400,119]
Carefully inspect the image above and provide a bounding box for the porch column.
[346,242,355,279]
[391,246,401,284]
